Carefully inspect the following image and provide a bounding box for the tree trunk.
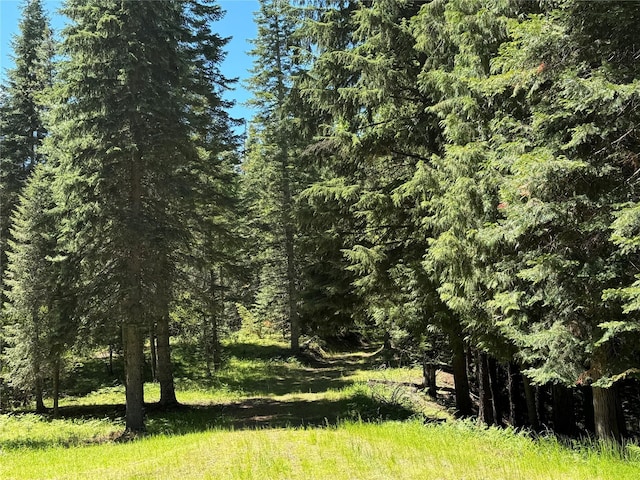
[149,325,157,382]
[34,376,45,413]
[123,323,145,432]
[522,375,539,430]
[273,15,299,354]
[477,351,494,425]
[211,313,221,371]
[157,312,177,407]
[108,344,114,375]
[285,214,298,353]
[593,385,622,442]
[52,358,60,417]
[450,327,472,416]
[209,269,222,372]
[581,385,595,434]
[204,314,213,378]
[552,383,576,436]
[507,362,521,427]
[488,357,502,426]
[422,358,437,397]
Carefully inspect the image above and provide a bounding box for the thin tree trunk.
[450,325,472,416]
[422,357,437,397]
[273,15,299,354]
[203,314,213,378]
[488,357,502,426]
[210,270,222,372]
[157,312,177,407]
[522,375,539,430]
[34,376,45,413]
[593,385,622,442]
[52,358,60,417]
[477,351,494,425]
[149,325,157,382]
[211,313,221,371]
[108,344,114,375]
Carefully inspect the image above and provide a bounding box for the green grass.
[2,421,639,479]
[1,336,639,479]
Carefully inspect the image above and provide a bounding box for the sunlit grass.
[1,336,639,479]
[2,420,639,479]
[0,414,119,450]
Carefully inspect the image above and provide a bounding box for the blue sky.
[0,0,259,126]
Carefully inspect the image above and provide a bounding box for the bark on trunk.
[211,313,221,371]
[53,359,60,417]
[108,344,114,375]
[422,358,437,397]
[450,327,472,416]
[488,357,502,426]
[124,323,145,432]
[273,15,299,354]
[285,221,298,353]
[149,325,157,382]
[34,372,45,413]
[522,375,539,430]
[157,313,177,407]
[209,270,222,372]
[477,351,494,425]
[593,385,622,442]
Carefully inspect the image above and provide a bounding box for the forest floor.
[1,336,640,479]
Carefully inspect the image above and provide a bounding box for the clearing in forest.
[1,337,639,480]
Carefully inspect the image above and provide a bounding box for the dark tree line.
[244,0,640,442]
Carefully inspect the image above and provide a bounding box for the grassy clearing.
[1,336,639,479]
[2,421,639,480]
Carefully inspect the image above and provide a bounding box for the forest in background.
[1,0,640,444]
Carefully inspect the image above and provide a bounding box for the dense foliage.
[2,0,640,441]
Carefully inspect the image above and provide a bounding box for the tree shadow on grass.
[2,342,430,449]
[102,393,416,436]
[172,343,369,398]
[207,362,358,397]
[145,395,417,435]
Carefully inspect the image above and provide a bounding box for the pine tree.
[47,0,234,432]
[0,0,54,322]
[3,164,75,415]
[0,0,55,413]
[477,0,640,440]
[245,0,314,352]
[300,0,477,413]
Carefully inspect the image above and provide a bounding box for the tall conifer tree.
[47,0,233,432]
[245,0,313,352]
[0,0,54,412]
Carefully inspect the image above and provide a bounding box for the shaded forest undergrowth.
[1,337,449,449]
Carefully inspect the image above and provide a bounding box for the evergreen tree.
[47,0,233,432]
[245,0,314,352]
[3,164,75,415]
[0,0,55,413]
[300,0,476,413]
[484,0,640,440]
